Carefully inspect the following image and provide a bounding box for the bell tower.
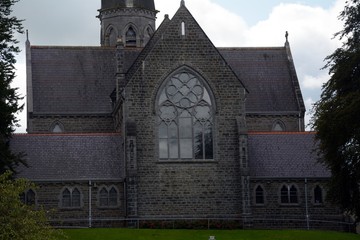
[98,0,157,47]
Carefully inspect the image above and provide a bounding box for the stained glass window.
[158,71,213,160]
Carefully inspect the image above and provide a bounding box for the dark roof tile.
[10,134,124,181]
[219,47,300,113]
[248,132,330,178]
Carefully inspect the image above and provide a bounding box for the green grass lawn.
[63,229,360,240]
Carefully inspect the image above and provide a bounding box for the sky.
[12,0,345,132]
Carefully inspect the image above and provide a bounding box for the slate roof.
[101,0,156,12]
[219,47,302,113]
[10,134,124,181]
[248,132,330,178]
[30,46,141,114]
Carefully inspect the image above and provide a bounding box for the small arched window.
[20,189,36,205]
[272,120,285,131]
[157,70,214,160]
[61,187,82,208]
[98,186,118,207]
[255,185,265,205]
[126,26,137,47]
[50,121,64,133]
[280,184,298,204]
[107,27,117,47]
[62,189,71,207]
[314,185,323,204]
[181,22,186,36]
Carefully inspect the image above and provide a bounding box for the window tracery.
[158,71,214,160]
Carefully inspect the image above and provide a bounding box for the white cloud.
[302,73,329,89]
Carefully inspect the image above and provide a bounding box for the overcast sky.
[12,0,345,132]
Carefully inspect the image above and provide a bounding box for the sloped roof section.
[10,134,124,181]
[248,132,330,178]
[219,47,302,113]
[30,46,140,114]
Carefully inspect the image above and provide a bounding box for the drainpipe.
[89,180,92,228]
[305,178,310,230]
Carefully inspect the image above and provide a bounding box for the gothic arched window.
[20,189,36,205]
[126,26,137,47]
[314,185,323,204]
[280,184,298,204]
[255,185,265,205]
[157,70,214,160]
[98,186,119,207]
[61,187,82,208]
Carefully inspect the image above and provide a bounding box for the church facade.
[11,0,349,230]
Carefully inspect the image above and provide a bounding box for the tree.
[0,0,26,174]
[311,0,360,221]
[0,171,66,240]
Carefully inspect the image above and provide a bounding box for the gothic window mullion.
[158,70,213,161]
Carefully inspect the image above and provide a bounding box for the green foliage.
[0,0,26,174]
[64,229,360,240]
[0,171,66,240]
[311,0,360,221]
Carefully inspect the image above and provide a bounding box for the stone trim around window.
[253,184,266,206]
[20,188,37,206]
[58,186,84,210]
[278,183,300,206]
[96,185,121,209]
[312,184,325,206]
[156,68,216,162]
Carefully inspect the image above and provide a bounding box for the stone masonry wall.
[32,181,125,227]
[250,179,346,231]
[120,6,246,218]
[246,115,302,132]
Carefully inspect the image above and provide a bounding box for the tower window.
[126,27,137,47]
[157,70,214,161]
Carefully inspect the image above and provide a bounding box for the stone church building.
[10,0,348,229]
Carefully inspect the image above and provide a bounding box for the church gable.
[119,2,247,218]
[122,2,246,114]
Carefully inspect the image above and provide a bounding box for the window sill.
[157,159,217,164]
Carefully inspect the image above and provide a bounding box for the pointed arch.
[105,25,118,47]
[97,185,120,208]
[279,184,299,204]
[124,23,139,47]
[313,185,324,204]
[272,120,286,132]
[254,184,265,205]
[156,66,216,161]
[59,186,83,209]
[143,25,154,46]
[50,121,65,133]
